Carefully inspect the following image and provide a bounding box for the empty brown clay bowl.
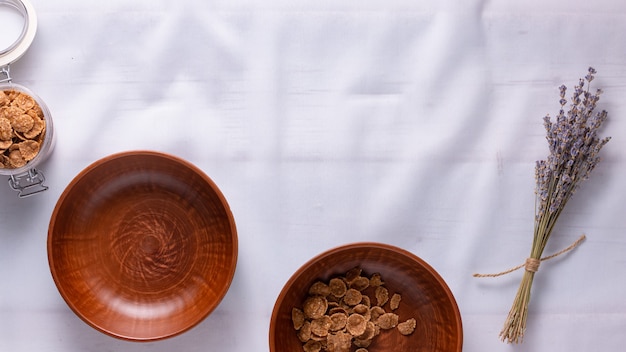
[269,242,462,352]
[48,151,238,341]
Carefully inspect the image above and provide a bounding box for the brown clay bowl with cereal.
[48,151,238,341]
[269,243,462,352]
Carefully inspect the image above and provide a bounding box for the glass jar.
[0,0,55,197]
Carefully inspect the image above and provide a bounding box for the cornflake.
[292,268,416,351]
[293,308,306,330]
[17,140,40,161]
[328,278,347,298]
[390,293,402,311]
[328,306,348,316]
[303,340,322,352]
[375,286,389,307]
[1,106,22,120]
[369,306,385,322]
[23,115,44,139]
[346,314,367,336]
[345,267,362,283]
[353,337,371,348]
[8,149,26,168]
[0,91,9,106]
[329,312,347,331]
[343,289,362,306]
[358,321,377,340]
[309,281,331,296]
[310,316,332,337]
[0,139,12,150]
[298,321,312,342]
[0,117,12,140]
[376,312,399,330]
[353,304,370,317]
[0,90,46,169]
[397,318,417,336]
[369,273,384,287]
[350,276,370,291]
[12,92,36,110]
[326,331,352,352]
[303,296,328,320]
[12,114,34,133]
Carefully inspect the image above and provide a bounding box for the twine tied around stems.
[473,234,586,278]
[523,258,540,273]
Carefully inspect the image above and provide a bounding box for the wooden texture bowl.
[270,243,462,352]
[48,151,238,341]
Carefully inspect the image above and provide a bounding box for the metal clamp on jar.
[0,0,55,197]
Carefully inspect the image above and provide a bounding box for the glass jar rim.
[0,0,37,67]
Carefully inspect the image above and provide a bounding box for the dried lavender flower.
[501,68,611,344]
[534,68,610,220]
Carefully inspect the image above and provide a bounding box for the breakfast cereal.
[303,296,328,320]
[329,312,347,331]
[374,286,389,307]
[369,273,384,287]
[293,308,305,330]
[350,276,370,291]
[0,90,46,169]
[376,312,399,330]
[390,293,402,311]
[309,281,331,296]
[310,316,332,337]
[344,267,362,283]
[328,278,347,298]
[292,268,416,352]
[303,340,322,352]
[343,289,362,306]
[346,314,367,336]
[397,318,417,336]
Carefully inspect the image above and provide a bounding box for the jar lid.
[0,0,37,68]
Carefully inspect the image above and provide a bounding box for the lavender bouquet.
[500,67,611,343]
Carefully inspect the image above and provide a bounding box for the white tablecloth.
[1,0,625,351]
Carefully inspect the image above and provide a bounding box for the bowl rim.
[47,150,238,341]
[268,241,463,352]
